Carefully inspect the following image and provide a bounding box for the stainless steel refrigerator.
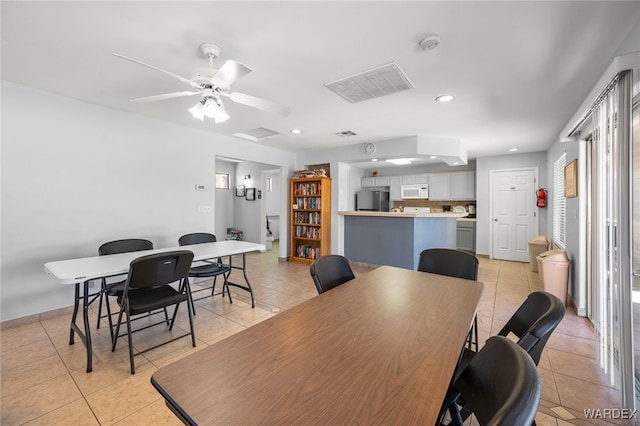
[355,190,390,212]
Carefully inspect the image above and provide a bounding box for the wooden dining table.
[151,265,484,425]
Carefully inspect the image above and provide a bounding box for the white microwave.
[401,184,429,199]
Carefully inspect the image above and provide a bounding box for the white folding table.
[44,240,265,372]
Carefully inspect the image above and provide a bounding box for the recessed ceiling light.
[290,129,302,134]
[387,158,413,165]
[429,155,437,159]
[509,148,518,152]
[452,162,459,165]
[435,95,454,103]
[371,158,378,162]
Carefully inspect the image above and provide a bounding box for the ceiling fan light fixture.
[189,102,205,121]
[203,97,230,123]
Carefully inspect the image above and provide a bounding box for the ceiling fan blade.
[227,92,291,116]
[210,60,252,88]
[130,91,201,103]
[113,53,201,89]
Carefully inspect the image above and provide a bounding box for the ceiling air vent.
[324,62,415,103]
[233,127,280,142]
[336,130,358,137]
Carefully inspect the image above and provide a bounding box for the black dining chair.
[417,248,480,350]
[97,238,158,342]
[439,335,541,426]
[178,233,232,314]
[111,250,196,374]
[309,254,355,294]
[450,291,565,424]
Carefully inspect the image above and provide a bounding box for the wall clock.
[364,142,377,155]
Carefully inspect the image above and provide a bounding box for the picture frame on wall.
[246,188,256,201]
[564,159,578,198]
[235,185,245,197]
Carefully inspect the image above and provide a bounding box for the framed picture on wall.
[246,188,256,201]
[235,185,245,197]
[564,159,577,198]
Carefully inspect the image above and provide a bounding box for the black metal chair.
[449,291,565,424]
[439,335,541,426]
[97,238,156,342]
[178,233,231,313]
[417,248,480,350]
[111,250,196,374]
[309,254,355,294]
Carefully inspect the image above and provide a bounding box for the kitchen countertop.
[456,217,477,222]
[338,211,469,218]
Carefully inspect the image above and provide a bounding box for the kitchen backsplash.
[393,199,476,212]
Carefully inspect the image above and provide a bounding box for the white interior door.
[491,168,538,261]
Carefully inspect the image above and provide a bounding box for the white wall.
[215,160,237,239]
[475,152,548,256]
[233,161,279,243]
[264,170,281,240]
[1,81,295,321]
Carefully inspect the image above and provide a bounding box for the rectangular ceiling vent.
[324,62,415,103]
[233,127,280,142]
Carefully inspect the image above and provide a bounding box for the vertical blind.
[553,153,566,248]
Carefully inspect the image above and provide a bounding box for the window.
[215,173,229,189]
[553,153,566,248]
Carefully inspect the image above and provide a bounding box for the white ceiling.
[3,1,639,165]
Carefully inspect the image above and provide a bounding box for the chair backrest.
[499,291,565,365]
[126,250,194,290]
[179,233,217,246]
[417,248,479,280]
[99,239,153,256]
[309,255,355,294]
[455,335,541,426]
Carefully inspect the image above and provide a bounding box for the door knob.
[493,219,498,222]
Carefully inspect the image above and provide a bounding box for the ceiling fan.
[113,42,291,123]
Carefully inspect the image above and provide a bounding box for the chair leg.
[111,306,125,352]
[223,272,233,303]
[211,275,218,297]
[465,316,478,351]
[125,309,135,374]
[473,317,478,352]
[105,293,115,343]
[183,277,197,316]
[96,286,103,329]
[180,280,197,347]
[169,302,180,330]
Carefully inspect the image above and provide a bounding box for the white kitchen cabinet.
[362,176,391,187]
[429,171,475,201]
[451,171,475,200]
[389,176,402,200]
[428,174,450,200]
[401,174,429,185]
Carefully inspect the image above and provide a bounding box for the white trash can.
[528,235,549,272]
[266,236,274,250]
[537,249,570,305]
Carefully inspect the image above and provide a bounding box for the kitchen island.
[339,211,468,269]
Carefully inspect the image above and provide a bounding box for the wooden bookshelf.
[288,177,331,264]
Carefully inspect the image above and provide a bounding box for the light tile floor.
[0,243,631,425]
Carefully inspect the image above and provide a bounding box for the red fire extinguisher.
[536,189,547,208]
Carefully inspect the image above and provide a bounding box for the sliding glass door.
[588,69,634,408]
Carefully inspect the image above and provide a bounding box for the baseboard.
[1,305,75,331]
